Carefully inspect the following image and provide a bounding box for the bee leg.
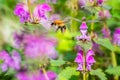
[61,26,66,33]
[63,26,66,32]
[60,27,64,33]
[56,26,61,32]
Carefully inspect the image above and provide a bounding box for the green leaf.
[50,59,65,67]
[95,38,114,51]
[58,67,79,80]
[90,69,107,80]
[105,66,120,76]
[114,46,120,53]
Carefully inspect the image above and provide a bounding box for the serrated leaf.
[58,67,79,80]
[95,38,114,51]
[50,60,65,67]
[105,66,120,76]
[90,69,107,80]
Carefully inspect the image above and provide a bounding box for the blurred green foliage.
[0,0,120,80]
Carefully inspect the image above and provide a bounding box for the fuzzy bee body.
[51,20,66,33]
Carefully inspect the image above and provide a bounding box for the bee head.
[51,22,55,26]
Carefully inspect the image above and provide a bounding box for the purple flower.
[98,10,111,19]
[76,22,90,41]
[79,0,86,8]
[16,72,29,80]
[80,22,88,30]
[0,50,21,72]
[23,34,58,59]
[0,51,11,72]
[113,28,120,46]
[47,71,57,80]
[86,50,95,71]
[14,3,52,24]
[13,32,24,48]
[10,51,21,70]
[97,0,103,6]
[92,41,104,56]
[16,70,57,80]
[102,27,111,38]
[14,3,30,23]
[33,3,52,20]
[74,50,95,71]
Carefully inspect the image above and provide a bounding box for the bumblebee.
[51,20,66,33]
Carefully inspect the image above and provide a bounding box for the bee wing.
[86,20,100,23]
[63,16,82,23]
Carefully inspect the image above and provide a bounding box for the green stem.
[91,13,95,33]
[27,0,33,20]
[83,73,86,80]
[111,51,118,80]
[42,68,49,80]
[103,21,118,80]
[83,51,86,80]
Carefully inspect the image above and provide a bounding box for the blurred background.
[0,0,120,80]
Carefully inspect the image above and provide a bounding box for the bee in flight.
[51,20,66,33]
[50,16,100,33]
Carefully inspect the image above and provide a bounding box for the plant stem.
[91,13,95,34]
[103,22,118,80]
[27,0,33,20]
[111,51,118,80]
[42,68,50,80]
[83,52,86,80]
[83,73,86,80]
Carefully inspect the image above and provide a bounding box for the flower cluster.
[75,50,95,71]
[75,19,96,71]
[0,50,21,72]
[14,3,51,23]
[79,0,104,8]
[113,28,120,46]
[76,20,90,41]
[98,10,111,20]
[23,34,58,59]
[13,33,58,60]
[16,70,57,80]
[102,26,111,38]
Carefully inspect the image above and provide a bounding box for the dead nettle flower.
[75,50,95,71]
[23,34,58,60]
[92,41,104,56]
[16,70,57,80]
[102,26,111,38]
[14,3,30,23]
[78,0,86,8]
[113,28,120,46]
[98,10,111,20]
[76,19,90,41]
[75,18,95,72]
[14,2,52,24]
[89,0,104,6]
[97,0,103,6]
[33,3,52,21]
[13,32,24,48]
[0,50,21,72]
